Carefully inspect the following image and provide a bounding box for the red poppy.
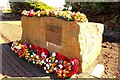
[34,46,41,55]
[36,49,41,55]
[21,45,27,50]
[50,11,54,17]
[29,9,34,17]
[18,50,25,58]
[59,75,63,79]
[67,58,79,77]
[55,52,68,61]
[18,50,22,56]
[69,58,79,66]
[41,48,48,55]
[29,44,35,49]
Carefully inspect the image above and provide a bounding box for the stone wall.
[21,16,104,73]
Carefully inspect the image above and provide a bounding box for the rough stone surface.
[77,22,104,72]
[21,16,104,73]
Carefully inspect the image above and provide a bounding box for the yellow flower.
[45,9,50,16]
[52,57,55,62]
[18,43,22,47]
[63,73,66,77]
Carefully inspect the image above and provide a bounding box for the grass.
[2,6,11,13]
[2,9,11,13]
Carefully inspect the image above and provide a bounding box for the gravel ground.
[98,41,120,79]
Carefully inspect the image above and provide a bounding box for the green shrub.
[64,2,120,23]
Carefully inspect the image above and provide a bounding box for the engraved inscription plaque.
[46,26,62,46]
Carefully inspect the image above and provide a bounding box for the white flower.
[52,52,56,57]
[47,66,50,69]
[54,11,58,16]
[15,50,18,53]
[77,12,81,15]
[33,54,36,56]
[44,62,46,65]
[59,64,63,69]
[72,61,74,65]
[73,12,75,14]
[38,14,40,17]
[29,45,32,48]
[44,67,47,70]
[16,46,21,50]
[54,67,57,70]
[36,55,39,59]
[41,60,45,64]
[31,55,34,58]
[46,58,49,62]
[38,60,40,62]
[49,60,51,63]
[49,63,52,66]
[11,42,15,47]
[33,61,35,64]
[46,70,49,73]
[46,64,49,68]
[27,11,30,16]
[41,52,45,57]
[11,47,14,51]
[59,70,62,73]
[55,60,58,63]
[32,52,35,55]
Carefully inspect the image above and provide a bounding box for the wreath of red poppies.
[11,40,79,78]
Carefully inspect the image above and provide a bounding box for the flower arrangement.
[44,52,72,78]
[11,40,79,78]
[21,9,88,22]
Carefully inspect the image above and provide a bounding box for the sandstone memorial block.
[21,16,104,73]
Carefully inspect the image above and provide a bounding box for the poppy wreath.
[21,9,88,22]
[11,40,79,78]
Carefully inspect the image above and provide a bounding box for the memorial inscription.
[46,26,62,46]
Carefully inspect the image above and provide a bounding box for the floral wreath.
[11,40,79,79]
[21,9,88,22]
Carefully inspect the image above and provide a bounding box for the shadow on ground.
[102,35,120,43]
[1,42,58,79]
[1,13,21,21]
[102,28,120,43]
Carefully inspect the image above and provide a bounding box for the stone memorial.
[21,15,104,73]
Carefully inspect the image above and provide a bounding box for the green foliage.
[64,2,120,15]
[9,0,56,14]
[64,2,120,23]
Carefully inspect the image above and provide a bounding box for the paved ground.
[1,43,55,79]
